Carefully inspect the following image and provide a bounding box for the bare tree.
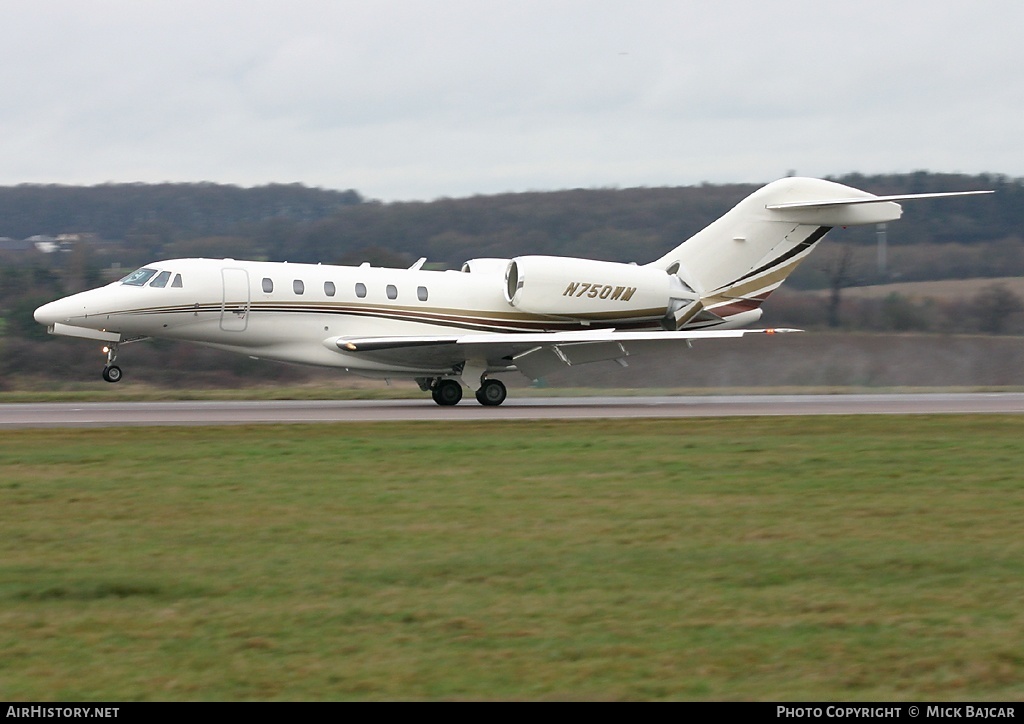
[822,245,857,328]
[971,284,1024,334]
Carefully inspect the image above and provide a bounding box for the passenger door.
[220,268,250,332]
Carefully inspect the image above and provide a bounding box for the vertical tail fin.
[648,178,903,326]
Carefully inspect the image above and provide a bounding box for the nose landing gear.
[102,344,122,383]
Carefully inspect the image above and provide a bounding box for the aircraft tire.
[475,379,507,406]
[432,379,463,406]
[102,365,123,383]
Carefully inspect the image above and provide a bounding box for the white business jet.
[34,177,990,406]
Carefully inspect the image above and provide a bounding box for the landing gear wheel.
[102,365,123,383]
[475,378,507,406]
[431,379,463,406]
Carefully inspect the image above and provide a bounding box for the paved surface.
[3,393,1024,428]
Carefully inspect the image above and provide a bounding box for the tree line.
[2,172,1021,270]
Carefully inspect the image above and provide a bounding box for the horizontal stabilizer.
[766,190,992,211]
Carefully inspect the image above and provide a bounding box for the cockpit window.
[171,274,183,288]
[149,271,172,288]
[121,268,158,286]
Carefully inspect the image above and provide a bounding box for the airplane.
[34,177,991,406]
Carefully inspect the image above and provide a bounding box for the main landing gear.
[475,378,507,406]
[421,377,508,407]
[102,344,122,383]
[431,379,463,406]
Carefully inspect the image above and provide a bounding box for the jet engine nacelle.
[505,255,684,320]
[460,258,510,274]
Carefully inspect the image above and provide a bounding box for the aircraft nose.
[34,299,77,326]
[34,301,58,326]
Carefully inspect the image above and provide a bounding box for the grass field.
[2,416,1023,700]
[804,276,1024,302]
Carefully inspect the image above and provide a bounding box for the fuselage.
[34,257,721,376]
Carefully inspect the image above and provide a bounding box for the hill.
[0,182,361,246]
[2,172,1021,272]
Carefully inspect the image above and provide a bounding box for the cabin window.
[386,284,398,300]
[293,280,305,295]
[355,282,367,298]
[120,268,158,286]
[324,281,336,297]
[417,286,428,302]
[171,274,183,288]
[262,278,274,293]
[149,271,171,288]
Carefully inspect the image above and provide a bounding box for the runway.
[3,393,1024,428]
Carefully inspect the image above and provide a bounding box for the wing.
[326,328,799,380]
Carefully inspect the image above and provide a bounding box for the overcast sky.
[2,1,1021,200]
